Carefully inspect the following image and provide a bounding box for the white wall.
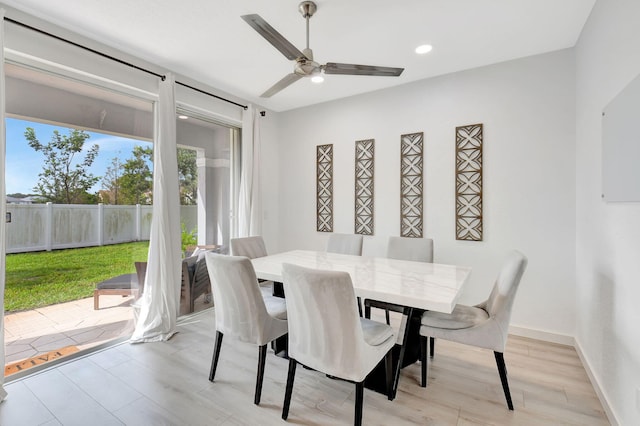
[276,49,577,337]
[255,110,282,254]
[575,0,640,424]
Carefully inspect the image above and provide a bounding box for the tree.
[25,127,100,204]
[100,145,197,206]
[101,155,124,204]
[178,148,198,205]
[119,145,153,205]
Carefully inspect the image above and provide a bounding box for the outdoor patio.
[4,295,136,373]
[4,293,214,377]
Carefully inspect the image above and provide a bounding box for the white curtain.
[0,8,9,401]
[238,104,262,237]
[130,73,182,343]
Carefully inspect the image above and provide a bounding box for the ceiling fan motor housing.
[294,58,321,76]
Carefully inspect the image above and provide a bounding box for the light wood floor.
[0,308,609,425]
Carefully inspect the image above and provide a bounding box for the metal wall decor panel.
[455,123,483,241]
[355,139,374,235]
[400,132,424,238]
[316,144,334,232]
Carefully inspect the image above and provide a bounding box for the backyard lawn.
[4,241,149,312]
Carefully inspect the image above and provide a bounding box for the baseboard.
[574,339,620,426]
[508,326,618,424]
[508,325,575,346]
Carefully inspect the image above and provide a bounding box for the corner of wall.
[574,337,620,426]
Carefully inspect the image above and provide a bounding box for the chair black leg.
[420,336,428,387]
[254,344,267,405]
[384,349,393,400]
[282,358,297,420]
[357,297,363,317]
[384,309,390,325]
[354,381,364,426]
[364,304,371,319]
[209,331,224,381]
[430,337,435,358]
[494,351,514,410]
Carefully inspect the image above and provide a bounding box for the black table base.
[364,308,423,398]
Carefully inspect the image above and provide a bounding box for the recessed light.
[178,115,189,120]
[311,75,324,84]
[415,44,433,54]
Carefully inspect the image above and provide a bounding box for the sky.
[5,118,151,196]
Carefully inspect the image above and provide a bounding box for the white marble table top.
[251,250,472,313]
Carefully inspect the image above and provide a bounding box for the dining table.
[251,249,472,399]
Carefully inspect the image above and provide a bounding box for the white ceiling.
[2,0,595,112]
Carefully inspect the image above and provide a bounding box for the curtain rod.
[175,81,247,110]
[4,17,248,110]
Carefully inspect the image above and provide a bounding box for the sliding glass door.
[3,63,155,376]
[176,109,239,254]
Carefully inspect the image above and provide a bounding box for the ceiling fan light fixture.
[415,44,433,54]
[311,74,324,84]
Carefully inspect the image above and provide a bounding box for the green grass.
[4,241,149,313]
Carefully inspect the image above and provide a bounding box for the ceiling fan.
[241,1,404,98]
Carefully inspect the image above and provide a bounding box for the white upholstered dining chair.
[281,263,395,426]
[230,236,274,297]
[326,233,364,315]
[204,253,288,405]
[326,233,363,256]
[230,236,268,259]
[419,250,528,410]
[387,236,433,263]
[365,236,434,324]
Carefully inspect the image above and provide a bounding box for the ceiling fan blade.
[261,73,304,98]
[323,63,404,77]
[241,14,305,61]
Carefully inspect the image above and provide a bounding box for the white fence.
[5,203,197,254]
